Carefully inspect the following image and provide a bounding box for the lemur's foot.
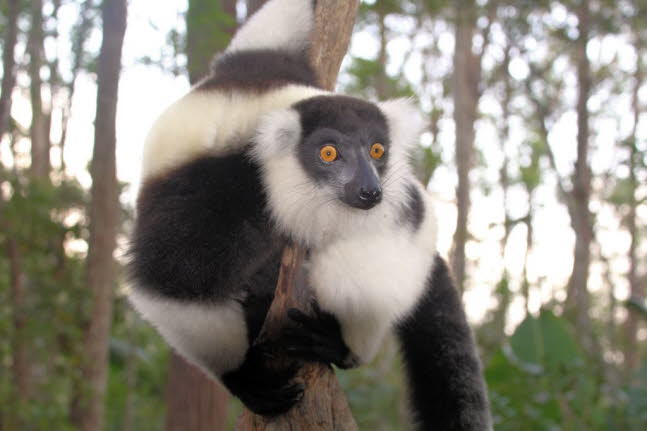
[282,301,358,369]
[222,344,304,417]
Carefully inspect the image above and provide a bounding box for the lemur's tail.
[226,0,315,54]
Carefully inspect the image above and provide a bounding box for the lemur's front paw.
[222,345,304,417]
[282,301,357,369]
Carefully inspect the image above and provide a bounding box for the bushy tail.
[226,0,315,54]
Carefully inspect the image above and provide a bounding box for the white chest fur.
[309,188,438,363]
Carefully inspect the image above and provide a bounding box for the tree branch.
[237,1,360,429]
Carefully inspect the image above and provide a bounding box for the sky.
[5,0,644,333]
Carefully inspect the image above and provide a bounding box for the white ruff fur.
[227,0,314,54]
[254,101,436,363]
[142,85,326,180]
[128,289,249,377]
[310,186,438,363]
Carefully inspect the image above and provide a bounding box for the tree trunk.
[28,0,51,179]
[237,1,360,429]
[565,0,597,358]
[7,239,29,427]
[623,33,643,375]
[0,0,20,139]
[164,354,230,431]
[69,1,127,430]
[451,0,479,293]
[163,2,239,429]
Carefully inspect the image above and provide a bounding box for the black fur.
[130,153,284,302]
[397,256,491,430]
[401,182,425,231]
[222,342,304,416]
[281,301,357,369]
[294,95,389,143]
[199,50,319,92]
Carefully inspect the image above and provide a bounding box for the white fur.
[128,289,249,377]
[142,85,326,180]
[252,109,302,161]
[310,186,437,363]
[228,0,314,53]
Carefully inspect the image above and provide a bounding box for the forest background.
[0,0,645,430]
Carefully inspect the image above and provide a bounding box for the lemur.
[128,0,491,429]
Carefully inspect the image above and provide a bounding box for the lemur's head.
[251,95,426,245]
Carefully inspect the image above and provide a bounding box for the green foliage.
[105,300,169,431]
[486,310,646,430]
[0,176,89,428]
[344,57,415,100]
[337,342,407,430]
[185,0,236,82]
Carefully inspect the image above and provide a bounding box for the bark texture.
[165,354,229,431]
[28,0,51,179]
[70,1,127,429]
[7,239,29,407]
[451,0,479,292]
[309,0,360,91]
[237,1,360,429]
[565,0,597,358]
[0,0,20,138]
[623,32,643,374]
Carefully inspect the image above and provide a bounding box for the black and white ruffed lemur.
[128,0,491,429]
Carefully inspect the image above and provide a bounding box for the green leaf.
[509,310,582,372]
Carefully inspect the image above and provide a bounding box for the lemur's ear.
[251,109,302,162]
[378,99,428,152]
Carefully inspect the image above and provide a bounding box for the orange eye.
[370,143,385,159]
[320,145,338,162]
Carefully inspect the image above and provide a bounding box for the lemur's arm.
[397,256,491,431]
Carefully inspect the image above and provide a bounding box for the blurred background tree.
[0,0,645,430]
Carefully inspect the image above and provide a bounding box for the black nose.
[359,187,382,203]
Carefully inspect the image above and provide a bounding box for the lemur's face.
[293,96,390,210]
[252,95,425,245]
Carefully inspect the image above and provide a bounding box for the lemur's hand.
[282,301,359,369]
[222,342,304,417]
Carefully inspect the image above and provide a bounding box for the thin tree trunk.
[565,0,597,358]
[0,0,20,138]
[623,33,643,375]
[238,1,360,429]
[164,354,230,431]
[28,0,50,179]
[164,2,239,429]
[451,0,479,293]
[494,41,513,338]
[70,1,127,430]
[7,239,29,427]
[1,3,27,421]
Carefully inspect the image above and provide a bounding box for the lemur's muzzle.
[344,156,382,210]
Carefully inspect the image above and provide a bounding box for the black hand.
[222,343,304,417]
[282,301,357,369]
